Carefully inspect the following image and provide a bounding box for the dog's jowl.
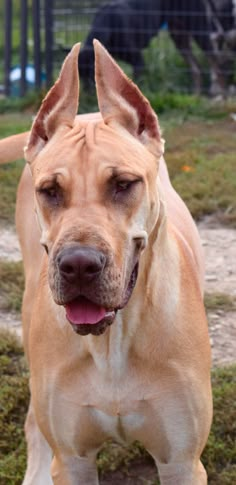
[7,41,212,484]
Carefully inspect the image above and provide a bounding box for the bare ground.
[0,216,235,367]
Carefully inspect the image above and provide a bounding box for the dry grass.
[0,114,31,226]
[164,118,236,226]
[205,292,236,312]
[0,261,24,312]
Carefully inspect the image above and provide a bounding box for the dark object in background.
[79,0,163,85]
[78,0,236,95]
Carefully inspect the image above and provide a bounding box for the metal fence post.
[20,0,28,97]
[4,0,12,96]
[33,0,41,90]
[45,0,54,88]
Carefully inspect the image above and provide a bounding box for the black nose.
[58,246,106,284]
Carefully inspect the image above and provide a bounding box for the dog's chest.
[47,369,152,450]
[83,395,147,445]
[42,333,157,450]
[34,315,163,452]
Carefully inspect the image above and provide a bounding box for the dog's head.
[24,41,164,336]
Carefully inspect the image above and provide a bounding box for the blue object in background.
[160,22,168,30]
[9,65,46,96]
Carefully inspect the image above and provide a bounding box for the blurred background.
[0,0,235,97]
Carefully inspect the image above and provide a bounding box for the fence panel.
[51,0,236,96]
[0,0,235,97]
[0,0,53,97]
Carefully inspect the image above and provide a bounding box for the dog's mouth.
[65,296,116,336]
[64,263,139,336]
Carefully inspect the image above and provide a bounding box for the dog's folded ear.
[94,39,162,150]
[25,43,80,162]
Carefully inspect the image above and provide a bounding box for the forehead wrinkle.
[64,121,86,143]
[84,120,101,150]
[69,128,97,204]
[86,121,157,176]
[36,167,70,187]
[46,125,86,162]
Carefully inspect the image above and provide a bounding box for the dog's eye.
[112,178,142,204]
[115,178,142,193]
[37,184,62,206]
[116,180,134,192]
[42,187,57,198]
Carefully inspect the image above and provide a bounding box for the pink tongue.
[65,297,106,325]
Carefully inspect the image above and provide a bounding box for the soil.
[0,216,235,366]
[100,456,157,485]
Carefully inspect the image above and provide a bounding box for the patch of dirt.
[198,215,236,366]
[100,456,157,485]
[0,227,21,262]
[0,228,22,336]
[199,216,236,296]
[0,217,235,367]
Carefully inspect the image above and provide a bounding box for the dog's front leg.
[157,460,207,485]
[23,399,53,485]
[51,453,99,485]
[145,374,211,485]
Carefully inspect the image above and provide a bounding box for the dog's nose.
[58,246,106,284]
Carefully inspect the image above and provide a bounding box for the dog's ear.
[25,43,80,162]
[94,39,162,148]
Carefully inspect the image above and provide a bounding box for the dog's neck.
[80,204,181,371]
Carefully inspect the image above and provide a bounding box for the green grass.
[0,331,28,484]
[0,92,45,115]
[0,330,235,484]
[0,113,31,137]
[0,261,24,312]
[0,160,25,225]
[205,292,236,313]
[172,152,236,224]
[163,117,236,226]
[0,113,31,225]
[202,367,236,484]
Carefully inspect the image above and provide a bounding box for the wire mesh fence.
[1,0,236,97]
[53,0,236,96]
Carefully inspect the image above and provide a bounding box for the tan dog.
[1,41,212,484]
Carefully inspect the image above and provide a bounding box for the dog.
[0,41,212,484]
[79,0,163,83]
[78,0,228,94]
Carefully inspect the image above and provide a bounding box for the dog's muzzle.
[58,246,106,286]
[52,245,139,336]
